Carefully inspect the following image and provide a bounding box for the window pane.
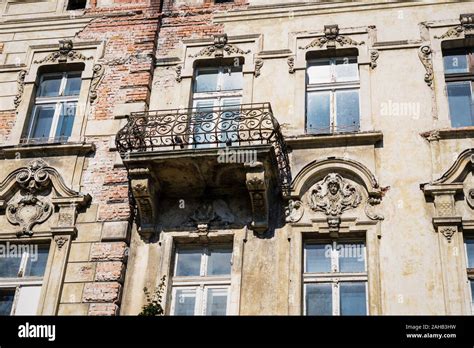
[471,281,473,307]
[55,102,76,140]
[307,91,331,134]
[64,72,82,96]
[207,248,232,276]
[466,239,474,269]
[305,244,331,273]
[173,289,197,315]
[220,66,243,91]
[206,288,227,315]
[447,82,473,128]
[340,282,367,315]
[195,69,219,92]
[14,286,42,315]
[0,289,14,316]
[444,52,469,74]
[38,74,62,97]
[338,243,366,273]
[335,57,358,82]
[221,98,241,146]
[0,250,22,278]
[307,60,331,84]
[24,245,49,277]
[30,104,55,140]
[175,249,201,276]
[193,100,215,147]
[336,89,360,132]
[305,283,332,315]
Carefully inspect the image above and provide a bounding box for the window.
[465,237,474,313]
[306,56,360,134]
[170,245,232,315]
[303,241,367,315]
[67,0,87,10]
[443,48,474,128]
[24,71,82,144]
[192,65,243,147]
[0,244,49,315]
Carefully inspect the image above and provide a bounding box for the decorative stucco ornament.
[6,160,53,236]
[310,173,362,216]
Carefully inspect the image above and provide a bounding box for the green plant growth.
[139,275,166,316]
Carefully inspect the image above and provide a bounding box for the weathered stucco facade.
[0,0,473,316]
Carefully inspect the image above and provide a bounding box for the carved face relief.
[309,173,362,216]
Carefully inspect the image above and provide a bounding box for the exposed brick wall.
[0,110,15,144]
[83,242,128,315]
[71,5,159,316]
[77,6,159,225]
[158,0,248,55]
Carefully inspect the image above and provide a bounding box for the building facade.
[0,0,473,316]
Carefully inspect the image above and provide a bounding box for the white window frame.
[25,72,81,144]
[303,240,368,316]
[191,66,243,148]
[170,244,232,316]
[0,246,48,316]
[306,57,360,134]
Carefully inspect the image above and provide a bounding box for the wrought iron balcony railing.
[116,102,291,191]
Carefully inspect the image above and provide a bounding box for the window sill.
[421,126,474,141]
[0,141,95,159]
[285,131,383,150]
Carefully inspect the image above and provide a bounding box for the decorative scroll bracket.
[14,70,27,110]
[90,64,105,104]
[129,168,159,239]
[418,44,434,89]
[245,162,269,235]
[435,13,474,39]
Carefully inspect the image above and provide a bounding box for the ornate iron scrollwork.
[116,103,291,193]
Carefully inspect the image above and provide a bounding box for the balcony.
[116,103,291,237]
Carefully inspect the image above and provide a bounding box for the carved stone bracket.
[13,70,27,110]
[421,149,474,242]
[299,25,365,50]
[54,235,70,250]
[34,40,93,64]
[365,196,384,221]
[0,159,90,237]
[245,162,269,235]
[285,199,304,223]
[90,64,105,104]
[435,13,474,39]
[418,44,434,89]
[287,57,295,74]
[254,59,263,78]
[370,50,379,69]
[467,188,474,209]
[309,173,362,232]
[175,65,183,82]
[423,187,464,242]
[189,34,251,58]
[129,168,158,239]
